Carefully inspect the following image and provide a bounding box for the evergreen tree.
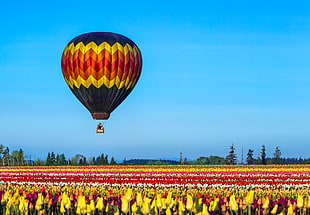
[260,145,266,165]
[104,155,109,165]
[79,157,87,165]
[89,157,96,165]
[273,146,282,164]
[3,147,9,165]
[183,157,188,164]
[246,149,255,165]
[0,144,4,165]
[99,154,105,165]
[56,154,60,165]
[46,152,51,165]
[56,154,67,165]
[50,152,56,165]
[226,143,237,165]
[18,148,25,166]
[123,158,127,164]
[110,157,117,165]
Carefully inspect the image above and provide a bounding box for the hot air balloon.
[61,32,142,133]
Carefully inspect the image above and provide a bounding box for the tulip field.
[1,165,310,215]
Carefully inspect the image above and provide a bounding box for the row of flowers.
[1,184,310,215]
[1,165,310,186]
[1,165,310,214]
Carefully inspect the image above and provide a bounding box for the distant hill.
[123,159,179,165]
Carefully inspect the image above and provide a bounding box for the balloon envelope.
[61,32,142,120]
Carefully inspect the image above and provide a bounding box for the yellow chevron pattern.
[63,42,140,57]
[62,41,141,90]
[64,74,136,89]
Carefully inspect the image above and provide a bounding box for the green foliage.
[226,143,237,165]
[195,156,226,165]
[246,149,254,165]
[260,145,267,165]
[0,143,307,166]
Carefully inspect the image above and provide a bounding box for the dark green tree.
[51,152,56,165]
[104,155,109,165]
[46,152,51,165]
[123,158,127,164]
[71,154,85,165]
[79,157,87,165]
[110,157,117,165]
[209,156,226,165]
[89,157,96,165]
[246,149,254,165]
[3,147,9,165]
[196,157,210,165]
[226,143,237,165]
[56,154,67,165]
[260,145,266,165]
[99,154,105,165]
[0,144,4,165]
[272,147,282,164]
[18,148,25,165]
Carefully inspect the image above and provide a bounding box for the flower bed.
[0,165,309,214]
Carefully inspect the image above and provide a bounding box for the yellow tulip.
[245,191,254,206]
[186,194,193,211]
[61,193,68,205]
[23,199,29,212]
[165,191,173,205]
[76,206,81,215]
[105,204,110,213]
[210,198,219,212]
[161,198,167,209]
[270,204,278,214]
[60,202,66,213]
[141,198,151,215]
[136,192,143,206]
[179,200,185,211]
[262,197,269,209]
[86,204,91,214]
[132,202,138,214]
[77,195,86,210]
[202,204,210,215]
[156,194,163,209]
[297,195,304,208]
[18,196,25,212]
[287,204,293,215]
[121,196,130,213]
[35,193,44,210]
[2,191,10,203]
[229,195,238,211]
[65,199,71,210]
[166,207,172,215]
[125,188,133,201]
[96,197,104,210]
[89,199,95,211]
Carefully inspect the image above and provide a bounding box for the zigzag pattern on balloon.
[61,41,142,90]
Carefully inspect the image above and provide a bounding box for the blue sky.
[1,0,310,161]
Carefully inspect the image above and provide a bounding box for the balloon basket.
[96,128,104,133]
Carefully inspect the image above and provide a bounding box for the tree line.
[180,144,310,165]
[222,144,310,165]
[0,144,310,166]
[0,144,116,166]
